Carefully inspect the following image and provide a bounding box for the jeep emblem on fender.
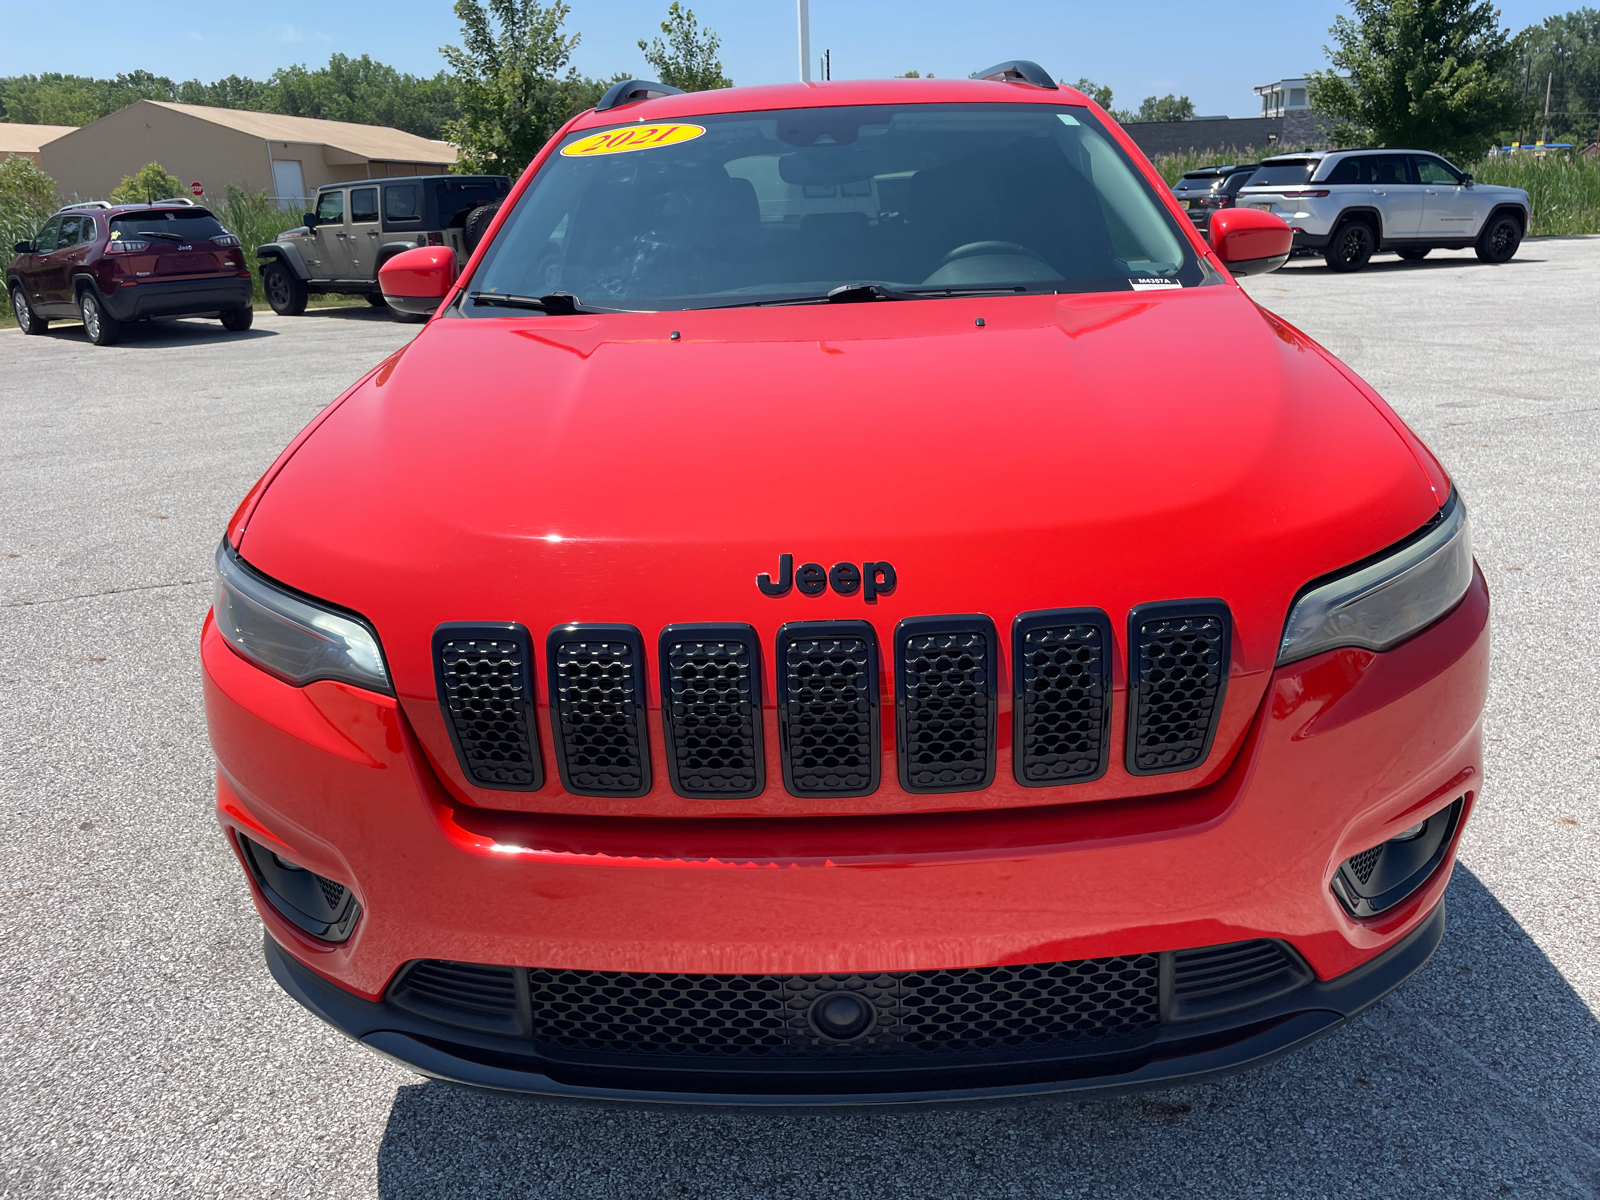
[757,554,896,602]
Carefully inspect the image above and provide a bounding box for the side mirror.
[1461,173,1474,186]
[302,212,317,230]
[1209,207,1293,276]
[379,245,458,317]
[13,241,33,254]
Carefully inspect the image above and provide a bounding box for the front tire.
[221,307,253,331]
[79,288,121,346]
[1324,220,1376,272]
[1397,248,1430,261]
[11,285,48,335]
[262,261,308,316]
[1476,213,1522,263]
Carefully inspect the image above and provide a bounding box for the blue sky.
[0,0,1571,119]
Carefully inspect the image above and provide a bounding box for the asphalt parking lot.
[2,242,1597,1199]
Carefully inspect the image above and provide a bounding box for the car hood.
[241,286,1443,818]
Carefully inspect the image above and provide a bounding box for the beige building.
[39,100,456,208]
[0,123,76,167]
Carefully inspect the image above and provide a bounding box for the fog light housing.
[237,834,360,942]
[1331,797,1465,919]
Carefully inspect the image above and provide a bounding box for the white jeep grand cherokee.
[1235,149,1530,272]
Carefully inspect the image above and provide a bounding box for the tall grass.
[1150,148,1265,186]
[1472,155,1600,236]
[213,185,303,304]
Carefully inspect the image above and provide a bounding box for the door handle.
[1425,189,1439,195]
[1372,189,1386,196]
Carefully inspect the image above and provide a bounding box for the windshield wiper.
[703,282,1031,310]
[130,230,184,242]
[466,290,603,315]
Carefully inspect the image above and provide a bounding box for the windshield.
[1245,162,1317,188]
[111,210,227,239]
[466,103,1201,312]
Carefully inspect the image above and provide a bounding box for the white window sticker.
[1129,277,1183,291]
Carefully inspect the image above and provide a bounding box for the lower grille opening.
[1164,939,1312,1021]
[1332,796,1465,918]
[391,960,526,1036]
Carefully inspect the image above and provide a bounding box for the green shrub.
[1150,149,1265,186]
[0,154,58,251]
[109,161,184,204]
[213,185,304,303]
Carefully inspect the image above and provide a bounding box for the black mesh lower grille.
[523,956,1159,1058]
[777,622,879,797]
[896,617,997,793]
[548,625,650,797]
[315,874,348,910]
[1346,845,1383,884]
[433,626,542,790]
[660,627,763,799]
[1013,610,1111,786]
[1127,601,1230,775]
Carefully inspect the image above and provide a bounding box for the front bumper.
[205,568,1489,1098]
[103,276,252,321]
[266,900,1446,1106]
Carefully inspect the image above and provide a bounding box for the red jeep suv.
[8,200,253,345]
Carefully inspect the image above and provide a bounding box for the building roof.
[138,101,456,164]
[0,123,77,156]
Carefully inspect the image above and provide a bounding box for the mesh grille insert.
[1346,845,1383,885]
[434,626,542,790]
[548,625,650,797]
[524,955,1159,1058]
[660,627,763,799]
[1127,601,1230,776]
[1013,610,1112,786]
[777,622,879,797]
[897,617,997,793]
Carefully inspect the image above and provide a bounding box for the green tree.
[1071,78,1115,109]
[1309,0,1521,158]
[109,161,183,204]
[0,154,58,249]
[1506,8,1600,144]
[1116,93,1195,123]
[899,70,934,78]
[639,3,731,91]
[443,0,607,176]
[266,54,460,140]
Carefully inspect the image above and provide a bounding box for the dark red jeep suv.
[8,200,254,345]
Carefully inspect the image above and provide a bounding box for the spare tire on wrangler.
[463,202,502,254]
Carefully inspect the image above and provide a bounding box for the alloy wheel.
[13,289,31,333]
[80,295,100,341]
[1338,226,1372,265]
[1490,220,1515,255]
[267,271,290,307]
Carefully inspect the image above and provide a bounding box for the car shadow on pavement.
[41,319,276,348]
[370,866,1600,1199]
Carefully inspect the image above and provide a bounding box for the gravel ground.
[1,244,1597,1199]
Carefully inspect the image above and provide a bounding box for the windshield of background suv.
[466,103,1202,312]
[1246,161,1317,187]
[110,210,227,240]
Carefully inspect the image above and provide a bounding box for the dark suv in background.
[257,174,509,318]
[1170,163,1258,234]
[8,199,253,345]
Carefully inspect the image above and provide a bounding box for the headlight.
[1277,493,1472,666]
[213,539,391,693]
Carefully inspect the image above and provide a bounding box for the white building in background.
[1254,78,1311,119]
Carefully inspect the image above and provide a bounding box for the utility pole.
[823,49,831,82]
[797,0,811,82]
[1541,71,1553,144]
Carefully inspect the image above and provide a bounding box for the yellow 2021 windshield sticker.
[561,123,706,157]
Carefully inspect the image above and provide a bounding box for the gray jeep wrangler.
[257,174,509,319]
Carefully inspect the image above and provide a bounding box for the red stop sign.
[190,182,203,197]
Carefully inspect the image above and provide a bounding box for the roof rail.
[970,60,1057,90]
[59,200,114,211]
[595,79,685,111]
[150,197,198,206]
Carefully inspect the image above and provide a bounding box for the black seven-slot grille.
[659,625,765,799]
[547,624,651,798]
[895,615,998,793]
[431,623,543,790]
[388,939,1311,1061]
[1125,600,1231,777]
[1012,608,1113,786]
[775,621,880,797]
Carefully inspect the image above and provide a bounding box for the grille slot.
[1126,600,1231,776]
[524,955,1159,1058]
[776,621,880,797]
[1012,609,1113,786]
[391,960,526,1036]
[1164,939,1312,1021]
[895,616,998,793]
[659,625,764,799]
[432,623,543,791]
[547,624,651,797]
